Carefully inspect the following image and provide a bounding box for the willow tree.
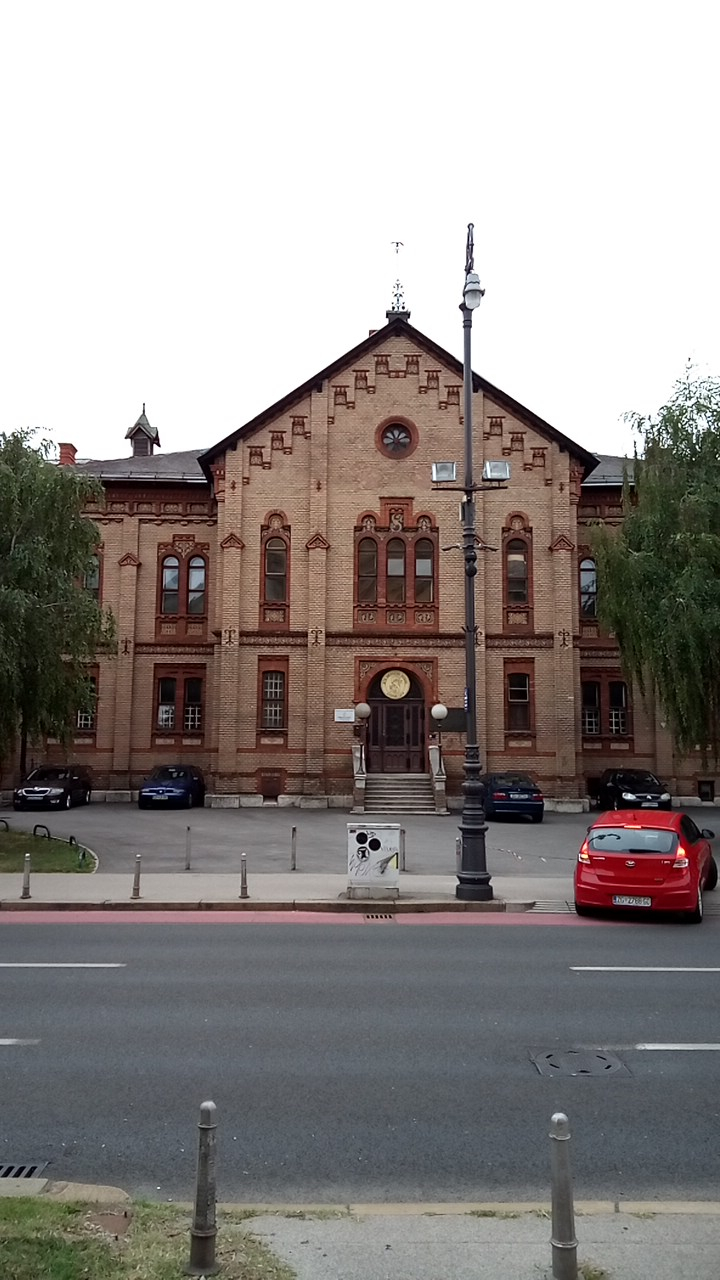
[593,369,720,761]
[0,431,116,774]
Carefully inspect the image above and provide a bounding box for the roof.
[198,315,599,478]
[75,449,206,483]
[125,406,160,444]
[582,454,635,487]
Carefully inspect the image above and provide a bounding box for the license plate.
[510,793,528,799]
[641,802,658,808]
[152,795,168,801]
[613,895,652,907]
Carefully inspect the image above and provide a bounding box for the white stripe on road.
[636,1044,720,1051]
[0,1039,40,1045]
[571,966,720,972]
[0,963,125,968]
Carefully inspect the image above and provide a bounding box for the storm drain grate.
[529,901,574,914]
[364,914,396,921]
[531,1049,629,1078]
[0,1162,48,1179]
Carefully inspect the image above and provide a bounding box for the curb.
[0,897,536,914]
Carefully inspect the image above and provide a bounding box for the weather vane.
[389,240,407,313]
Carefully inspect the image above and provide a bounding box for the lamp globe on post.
[355,702,371,770]
[431,702,448,744]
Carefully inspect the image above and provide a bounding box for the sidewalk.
[0,871,576,911]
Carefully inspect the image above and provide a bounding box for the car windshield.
[27,768,69,782]
[493,775,535,789]
[614,773,661,790]
[588,827,676,854]
[150,768,188,781]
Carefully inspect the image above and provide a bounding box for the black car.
[138,765,206,809]
[14,766,93,811]
[595,769,672,811]
[479,772,544,822]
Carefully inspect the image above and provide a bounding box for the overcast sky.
[2,1,718,462]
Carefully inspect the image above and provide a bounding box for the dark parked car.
[14,766,93,811]
[595,769,671,811]
[479,772,544,823]
[138,765,206,809]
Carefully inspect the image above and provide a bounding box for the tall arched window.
[386,539,406,604]
[358,538,378,604]
[187,557,206,615]
[83,555,101,603]
[414,539,434,603]
[506,540,528,604]
[580,558,598,618]
[161,556,180,614]
[264,538,287,603]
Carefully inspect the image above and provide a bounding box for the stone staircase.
[363,773,437,815]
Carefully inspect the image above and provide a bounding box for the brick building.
[51,311,705,808]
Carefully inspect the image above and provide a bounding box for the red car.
[574,810,718,922]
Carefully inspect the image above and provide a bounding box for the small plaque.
[334,709,356,723]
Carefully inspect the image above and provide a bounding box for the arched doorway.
[366,671,426,772]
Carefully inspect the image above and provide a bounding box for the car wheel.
[685,884,704,924]
[12,802,23,811]
[138,799,147,811]
[64,793,72,810]
[84,789,91,806]
[575,902,594,917]
[186,792,194,809]
[530,812,544,824]
[706,856,718,891]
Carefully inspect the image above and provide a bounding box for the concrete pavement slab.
[245,1209,720,1280]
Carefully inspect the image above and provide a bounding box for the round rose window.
[382,424,412,453]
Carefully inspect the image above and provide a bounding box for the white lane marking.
[0,963,125,968]
[0,1039,40,1045]
[636,1044,720,1051]
[571,966,720,972]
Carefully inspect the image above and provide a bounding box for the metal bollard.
[550,1112,578,1280]
[455,836,462,875]
[185,826,192,872]
[399,827,406,872]
[290,825,297,871]
[20,853,31,900]
[131,853,142,900]
[186,1100,219,1275]
[240,852,249,899]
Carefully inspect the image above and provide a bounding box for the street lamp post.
[456,223,492,901]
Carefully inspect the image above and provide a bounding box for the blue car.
[138,765,206,810]
[480,772,544,823]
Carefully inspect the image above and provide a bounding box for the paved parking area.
[3,802,718,876]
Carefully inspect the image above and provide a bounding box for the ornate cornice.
[118,552,141,568]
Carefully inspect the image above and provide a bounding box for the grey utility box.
[346,823,401,900]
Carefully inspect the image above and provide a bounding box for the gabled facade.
[42,313,707,805]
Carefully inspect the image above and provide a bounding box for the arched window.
[506,540,528,604]
[187,557,206,615]
[386,538,406,604]
[414,538,434,603]
[580,558,598,618]
[264,538,287,603]
[358,538,378,604]
[161,556,180,614]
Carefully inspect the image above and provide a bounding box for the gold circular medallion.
[380,669,411,700]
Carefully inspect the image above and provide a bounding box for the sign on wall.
[334,709,356,723]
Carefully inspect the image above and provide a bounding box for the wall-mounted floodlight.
[482,461,511,482]
[432,462,457,483]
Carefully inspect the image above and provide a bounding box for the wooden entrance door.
[367,675,426,772]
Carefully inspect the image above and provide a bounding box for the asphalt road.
[5,803,719,876]
[2,915,720,1202]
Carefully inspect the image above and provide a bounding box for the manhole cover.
[0,1162,48,1178]
[531,1049,629,1078]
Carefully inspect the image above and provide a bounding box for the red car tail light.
[578,839,591,864]
[673,845,690,869]
[493,791,507,799]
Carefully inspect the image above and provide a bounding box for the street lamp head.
[463,271,485,311]
[431,703,448,723]
[355,702,371,721]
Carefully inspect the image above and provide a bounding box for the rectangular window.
[76,675,97,731]
[507,672,531,731]
[157,677,177,729]
[183,678,203,731]
[261,671,286,728]
[609,680,628,735]
[581,681,601,735]
[83,557,101,603]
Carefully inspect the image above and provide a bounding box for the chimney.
[58,443,77,466]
